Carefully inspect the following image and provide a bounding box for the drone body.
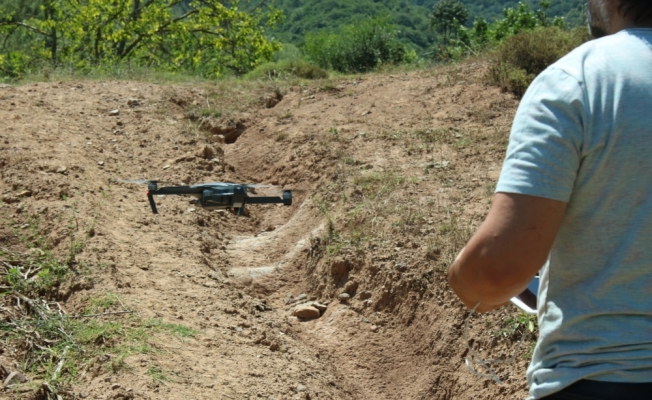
[121,180,292,215]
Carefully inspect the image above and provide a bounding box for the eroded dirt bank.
[1,66,534,400]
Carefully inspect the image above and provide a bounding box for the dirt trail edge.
[1,68,533,400]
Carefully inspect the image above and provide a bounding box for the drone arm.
[244,197,281,204]
[146,191,158,214]
[152,186,203,195]
[245,191,292,206]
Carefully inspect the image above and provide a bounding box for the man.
[448,1,652,399]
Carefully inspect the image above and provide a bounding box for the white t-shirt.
[496,29,652,399]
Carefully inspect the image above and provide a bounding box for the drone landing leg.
[147,191,158,214]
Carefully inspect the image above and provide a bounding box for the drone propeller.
[264,188,308,194]
[191,182,279,194]
[118,179,174,185]
[192,182,274,188]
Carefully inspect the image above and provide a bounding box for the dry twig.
[67,310,134,319]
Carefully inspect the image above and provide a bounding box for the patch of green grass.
[200,109,222,118]
[147,365,170,384]
[86,293,123,314]
[20,63,211,85]
[341,157,360,166]
[352,172,405,198]
[0,163,211,394]
[495,312,538,339]
[246,59,328,80]
[144,319,200,339]
[320,80,337,92]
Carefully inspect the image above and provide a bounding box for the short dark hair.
[618,0,652,23]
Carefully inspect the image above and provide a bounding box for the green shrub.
[304,16,415,73]
[273,43,304,62]
[246,59,329,80]
[487,26,589,96]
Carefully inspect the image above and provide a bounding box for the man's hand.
[448,192,567,312]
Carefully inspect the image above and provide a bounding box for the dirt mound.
[1,65,534,399]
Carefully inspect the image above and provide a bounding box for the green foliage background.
[0,0,588,80]
[304,16,416,73]
[271,0,585,52]
[0,0,283,78]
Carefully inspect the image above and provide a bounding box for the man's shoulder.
[550,29,652,83]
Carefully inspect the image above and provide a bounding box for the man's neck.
[611,14,652,33]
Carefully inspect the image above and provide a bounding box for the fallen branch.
[14,292,48,320]
[67,310,134,319]
[52,346,69,381]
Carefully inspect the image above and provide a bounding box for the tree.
[0,0,283,78]
[304,16,415,73]
[430,0,468,45]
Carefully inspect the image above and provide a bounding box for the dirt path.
[1,67,534,400]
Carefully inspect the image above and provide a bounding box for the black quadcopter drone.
[119,180,292,215]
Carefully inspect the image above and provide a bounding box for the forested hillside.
[272,0,436,50]
[271,0,585,51]
[412,0,584,23]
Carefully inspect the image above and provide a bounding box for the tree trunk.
[44,2,58,64]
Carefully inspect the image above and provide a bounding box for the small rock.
[127,98,141,107]
[1,195,18,204]
[292,305,320,320]
[16,190,32,197]
[56,166,67,174]
[338,293,351,302]
[426,248,441,261]
[109,109,120,116]
[359,291,372,300]
[297,384,308,393]
[311,302,327,312]
[111,384,121,390]
[162,164,170,170]
[363,299,373,308]
[296,294,307,302]
[137,264,149,271]
[98,161,104,166]
[196,144,219,159]
[343,280,358,295]
[370,325,379,333]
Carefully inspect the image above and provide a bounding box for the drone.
[119,180,292,215]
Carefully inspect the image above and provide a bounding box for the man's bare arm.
[448,192,567,312]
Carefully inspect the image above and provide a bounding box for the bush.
[246,59,329,80]
[487,26,589,96]
[273,43,304,62]
[304,16,415,73]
